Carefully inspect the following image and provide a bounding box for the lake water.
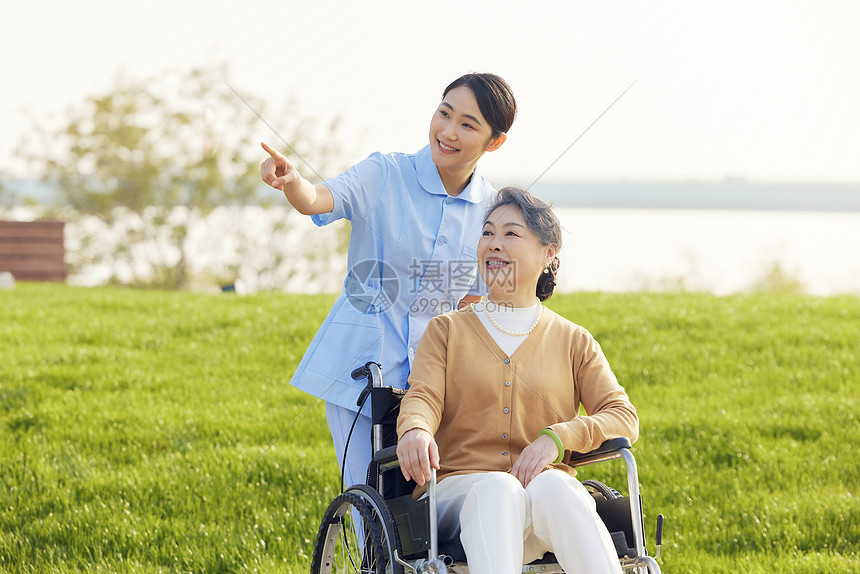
[3,204,859,296]
[551,208,860,295]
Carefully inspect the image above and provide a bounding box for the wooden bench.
[0,220,67,282]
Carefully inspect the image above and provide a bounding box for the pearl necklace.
[484,300,544,337]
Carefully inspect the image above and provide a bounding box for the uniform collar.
[416,144,486,204]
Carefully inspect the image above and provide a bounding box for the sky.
[2,0,859,186]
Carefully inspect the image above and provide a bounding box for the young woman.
[397,187,639,574]
[260,73,517,489]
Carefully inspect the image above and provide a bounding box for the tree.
[24,66,346,289]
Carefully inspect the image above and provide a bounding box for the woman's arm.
[397,317,450,484]
[260,141,334,215]
[551,332,639,453]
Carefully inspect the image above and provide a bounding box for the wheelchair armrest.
[567,437,631,467]
[373,445,401,473]
[375,438,632,472]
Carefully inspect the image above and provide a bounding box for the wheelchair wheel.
[582,479,622,500]
[311,485,404,574]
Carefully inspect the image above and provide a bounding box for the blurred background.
[1,0,858,294]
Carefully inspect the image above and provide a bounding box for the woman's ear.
[544,244,559,265]
[485,132,507,152]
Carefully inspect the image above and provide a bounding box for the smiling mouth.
[437,140,459,153]
[486,259,508,269]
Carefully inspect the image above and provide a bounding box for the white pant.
[325,402,373,489]
[433,470,622,574]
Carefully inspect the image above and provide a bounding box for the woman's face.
[477,205,556,304]
[428,86,504,174]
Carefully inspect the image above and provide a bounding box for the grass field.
[1,283,858,573]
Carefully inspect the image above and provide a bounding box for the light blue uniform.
[291,145,495,413]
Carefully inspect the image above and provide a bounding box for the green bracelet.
[539,429,564,464]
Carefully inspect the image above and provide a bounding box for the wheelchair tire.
[311,486,404,574]
[582,479,622,500]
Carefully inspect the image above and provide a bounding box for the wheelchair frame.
[311,362,663,574]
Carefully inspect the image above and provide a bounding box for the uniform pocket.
[306,301,383,384]
[449,244,480,293]
[460,244,478,259]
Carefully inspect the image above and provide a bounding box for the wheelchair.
[311,362,664,574]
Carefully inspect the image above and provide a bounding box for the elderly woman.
[396,187,638,574]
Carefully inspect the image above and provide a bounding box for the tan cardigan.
[397,305,639,487]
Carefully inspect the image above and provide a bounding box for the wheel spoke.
[338,514,361,573]
[311,489,404,574]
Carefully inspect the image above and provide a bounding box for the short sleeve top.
[290,145,496,410]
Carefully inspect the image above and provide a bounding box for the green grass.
[1,284,858,573]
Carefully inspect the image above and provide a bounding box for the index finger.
[260,141,285,161]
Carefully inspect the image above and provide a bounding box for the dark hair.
[443,73,517,138]
[486,186,562,302]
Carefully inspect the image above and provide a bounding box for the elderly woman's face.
[478,205,552,300]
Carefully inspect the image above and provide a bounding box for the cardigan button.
[504,358,510,364]
[505,381,511,387]
[503,408,509,414]
[502,433,508,440]
[502,451,509,456]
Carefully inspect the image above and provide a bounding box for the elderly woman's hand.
[396,428,439,486]
[511,433,559,487]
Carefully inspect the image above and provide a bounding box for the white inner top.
[473,300,541,356]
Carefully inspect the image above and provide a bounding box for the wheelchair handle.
[351,365,369,380]
[351,361,383,380]
[352,362,382,407]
